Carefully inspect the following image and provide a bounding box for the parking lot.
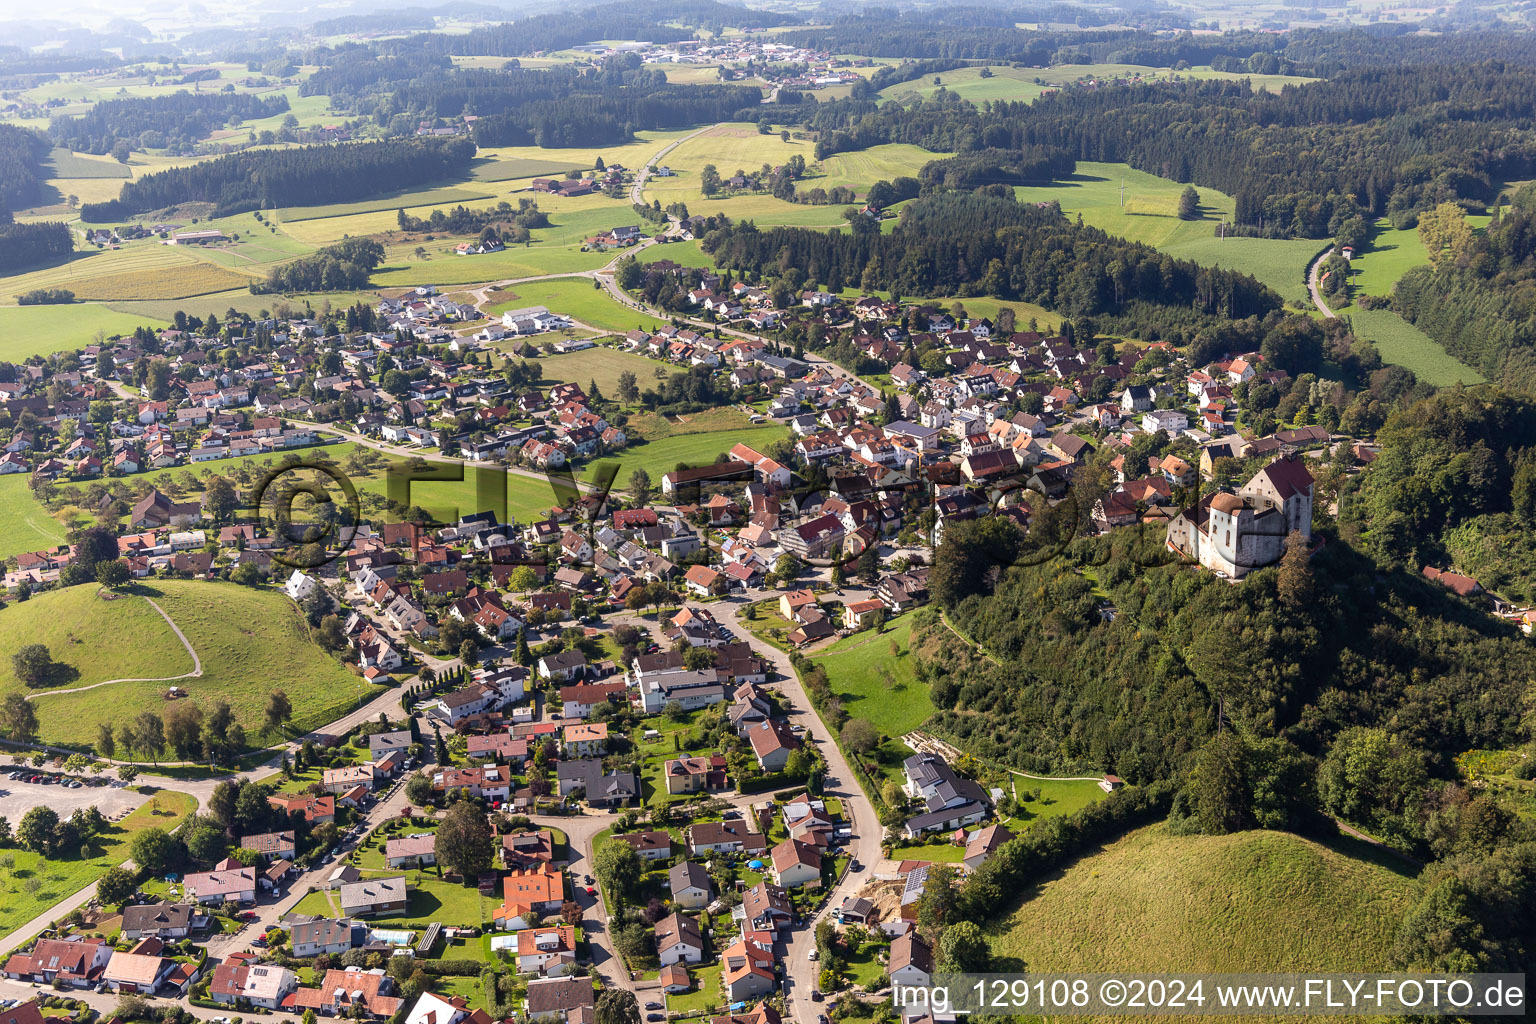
[0,774,147,823]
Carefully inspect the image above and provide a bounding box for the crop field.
[536,345,670,397]
[1013,162,1320,305]
[277,186,500,222]
[44,148,131,178]
[653,123,815,179]
[71,263,255,301]
[987,825,1419,977]
[277,186,632,247]
[0,475,70,561]
[1343,308,1486,386]
[488,278,665,333]
[29,580,385,748]
[811,614,935,738]
[0,304,168,361]
[0,243,200,296]
[581,424,788,483]
[0,586,188,696]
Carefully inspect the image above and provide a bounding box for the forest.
[701,191,1280,341]
[774,20,1536,74]
[1392,190,1536,396]
[48,91,290,156]
[0,123,47,211]
[765,65,1536,237]
[79,137,476,219]
[0,220,73,274]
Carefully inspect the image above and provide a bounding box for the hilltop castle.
[1165,456,1314,578]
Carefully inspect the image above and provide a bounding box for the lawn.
[0,303,169,361]
[0,789,196,942]
[985,824,1420,975]
[811,615,934,739]
[0,585,189,696]
[624,406,766,442]
[488,278,665,334]
[665,961,724,1015]
[28,580,386,750]
[1343,308,1486,387]
[1011,162,1321,306]
[0,475,70,561]
[1008,775,1107,824]
[638,240,714,268]
[581,424,788,483]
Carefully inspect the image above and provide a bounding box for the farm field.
[488,278,664,333]
[28,580,386,749]
[1013,162,1320,305]
[0,304,169,361]
[371,244,609,288]
[0,586,189,697]
[581,424,789,483]
[1342,308,1486,386]
[986,825,1419,977]
[811,614,934,739]
[0,790,197,942]
[812,143,946,193]
[473,128,700,176]
[469,156,589,183]
[0,476,70,561]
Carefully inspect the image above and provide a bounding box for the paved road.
[629,125,715,206]
[1308,249,1337,318]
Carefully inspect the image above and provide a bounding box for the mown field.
[28,580,385,749]
[0,586,189,696]
[44,147,131,178]
[987,825,1419,983]
[878,63,1314,106]
[277,186,499,222]
[637,239,713,268]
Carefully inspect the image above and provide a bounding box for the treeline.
[471,83,762,149]
[701,191,1281,334]
[409,0,801,57]
[81,137,475,219]
[773,20,1536,74]
[396,199,549,237]
[49,91,289,155]
[0,123,47,211]
[16,288,74,305]
[0,221,73,274]
[252,237,385,294]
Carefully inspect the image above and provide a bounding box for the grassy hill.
[22,580,386,750]
[0,585,190,695]
[988,824,1419,978]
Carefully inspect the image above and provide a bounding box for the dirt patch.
[851,877,906,926]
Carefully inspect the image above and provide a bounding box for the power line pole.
[1119,179,1126,208]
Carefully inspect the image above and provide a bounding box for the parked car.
[808,949,818,961]
[645,1003,662,1011]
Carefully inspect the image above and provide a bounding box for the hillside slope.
[988,824,1419,975]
